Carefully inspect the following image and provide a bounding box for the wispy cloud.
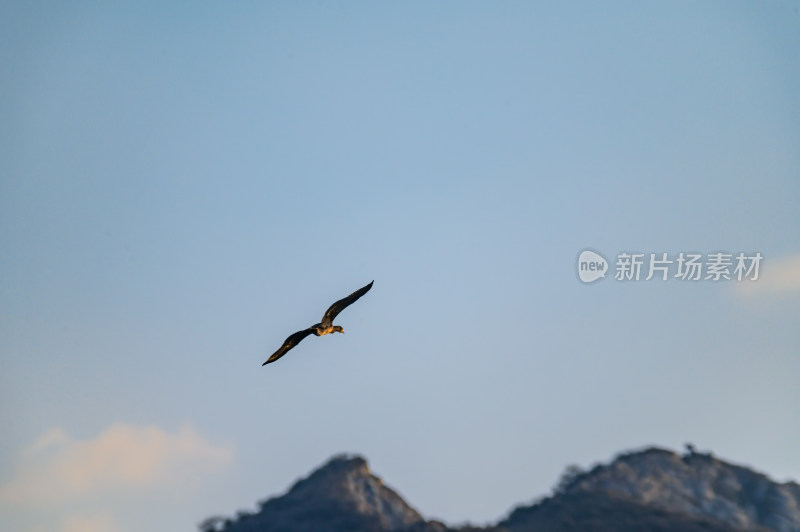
[0,423,234,506]
[24,428,71,456]
[734,254,800,297]
[59,512,122,532]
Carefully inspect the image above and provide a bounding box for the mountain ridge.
[200,446,799,532]
[559,446,800,532]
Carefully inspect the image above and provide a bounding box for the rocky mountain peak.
[286,453,423,529]
[562,447,800,532]
[206,454,424,532]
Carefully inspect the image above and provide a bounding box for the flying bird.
[263,280,373,365]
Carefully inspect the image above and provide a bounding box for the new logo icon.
[577,250,608,283]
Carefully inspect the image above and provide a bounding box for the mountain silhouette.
[200,446,799,532]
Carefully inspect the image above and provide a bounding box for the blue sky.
[2,2,799,531]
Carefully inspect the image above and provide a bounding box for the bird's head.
[333,325,344,334]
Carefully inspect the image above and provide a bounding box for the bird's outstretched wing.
[320,280,373,327]
[263,328,315,365]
